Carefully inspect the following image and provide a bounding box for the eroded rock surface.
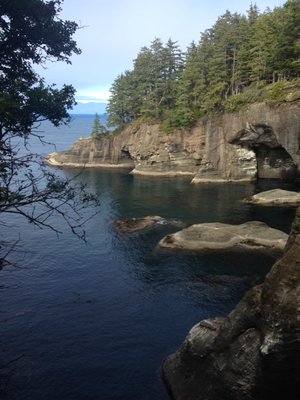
[47,103,300,183]
[244,188,300,206]
[162,211,300,400]
[158,221,288,251]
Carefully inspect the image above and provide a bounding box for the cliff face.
[48,103,300,182]
[162,210,300,399]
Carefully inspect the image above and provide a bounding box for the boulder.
[162,210,300,400]
[244,188,300,206]
[158,221,288,251]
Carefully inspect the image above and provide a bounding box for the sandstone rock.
[162,212,300,400]
[47,103,300,183]
[244,188,300,206]
[47,135,135,168]
[158,221,288,251]
[114,216,164,233]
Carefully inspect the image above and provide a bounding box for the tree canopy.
[0,0,97,265]
[107,1,300,129]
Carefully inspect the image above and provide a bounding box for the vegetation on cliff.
[91,113,109,138]
[107,0,300,130]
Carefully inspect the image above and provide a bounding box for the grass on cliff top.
[224,78,300,113]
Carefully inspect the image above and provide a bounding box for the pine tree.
[106,2,300,128]
[272,0,300,79]
[106,71,134,126]
[91,113,107,137]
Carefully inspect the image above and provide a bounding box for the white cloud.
[76,87,111,103]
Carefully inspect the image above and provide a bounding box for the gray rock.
[162,212,300,400]
[158,221,288,251]
[244,188,300,206]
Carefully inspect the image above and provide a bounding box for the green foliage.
[107,38,184,127]
[111,123,127,135]
[107,1,300,129]
[91,113,108,138]
[0,0,99,261]
[223,83,263,112]
[264,81,289,103]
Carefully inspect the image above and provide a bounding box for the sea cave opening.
[231,124,298,181]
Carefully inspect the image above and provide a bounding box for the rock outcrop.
[47,103,300,183]
[114,216,164,233]
[114,216,186,233]
[158,221,288,251]
[162,210,300,400]
[244,188,300,206]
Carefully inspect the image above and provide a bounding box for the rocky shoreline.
[48,102,300,398]
[162,209,300,399]
[112,213,299,399]
[47,102,300,184]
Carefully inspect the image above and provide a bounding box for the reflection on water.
[0,166,299,400]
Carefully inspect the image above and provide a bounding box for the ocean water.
[0,115,299,400]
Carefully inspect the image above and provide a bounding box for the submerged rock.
[162,211,300,400]
[158,221,288,251]
[244,188,300,206]
[114,216,186,233]
[114,216,164,233]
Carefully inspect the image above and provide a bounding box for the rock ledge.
[244,188,300,206]
[158,221,288,251]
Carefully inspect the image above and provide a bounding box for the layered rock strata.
[162,211,300,400]
[47,103,300,183]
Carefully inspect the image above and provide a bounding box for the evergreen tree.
[160,39,184,110]
[107,1,300,128]
[131,46,155,118]
[272,0,300,79]
[91,113,107,137]
[143,38,165,118]
[106,71,134,126]
[175,40,210,124]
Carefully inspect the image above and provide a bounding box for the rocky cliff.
[48,102,300,182]
[162,209,300,400]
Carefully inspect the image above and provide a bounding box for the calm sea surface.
[1,115,299,399]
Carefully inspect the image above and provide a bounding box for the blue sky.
[38,0,286,113]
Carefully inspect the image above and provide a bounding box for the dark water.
[1,116,299,399]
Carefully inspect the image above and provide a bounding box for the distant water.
[1,115,299,399]
[31,113,107,154]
